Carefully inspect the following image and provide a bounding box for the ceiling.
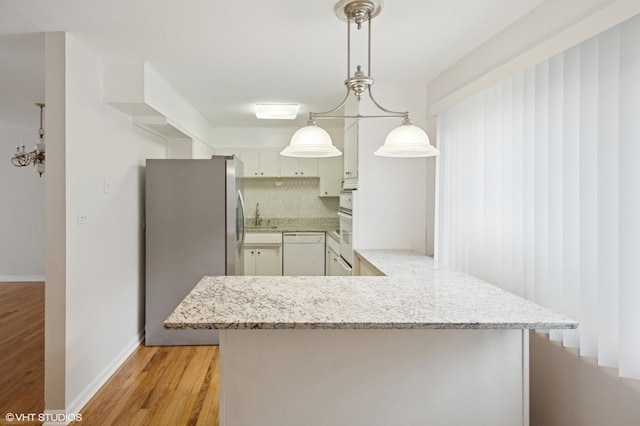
[0,0,544,130]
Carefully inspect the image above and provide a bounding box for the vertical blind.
[435,14,640,380]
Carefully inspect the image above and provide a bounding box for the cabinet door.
[279,156,299,177]
[318,155,343,196]
[243,248,256,276]
[255,248,280,276]
[343,121,358,180]
[325,248,331,276]
[299,158,318,177]
[259,149,280,177]
[359,261,380,276]
[242,149,261,177]
[327,249,337,276]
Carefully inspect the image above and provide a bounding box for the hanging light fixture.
[11,103,46,176]
[281,0,439,158]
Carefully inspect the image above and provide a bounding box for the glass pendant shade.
[281,121,342,158]
[374,122,440,157]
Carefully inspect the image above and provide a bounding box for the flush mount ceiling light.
[11,103,46,176]
[281,0,440,159]
[255,104,299,120]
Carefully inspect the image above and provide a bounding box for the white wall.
[44,32,67,410]
[45,32,167,413]
[192,139,215,159]
[530,332,640,425]
[428,0,638,112]
[355,84,429,254]
[0,127,45,280]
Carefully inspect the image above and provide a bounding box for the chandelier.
[11,103,46,176]
[281,0,440,158]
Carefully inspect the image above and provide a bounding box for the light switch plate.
[78,213,88,225]
[104,178,112,194]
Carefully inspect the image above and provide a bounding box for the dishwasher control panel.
[282,232,326,276]
[283,232,326,244]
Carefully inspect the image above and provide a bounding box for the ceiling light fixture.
[281,0,439,158]
[255,104,299,120]
[11,103,46,176]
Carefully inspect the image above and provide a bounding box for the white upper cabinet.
[259,148,280,176]
[242,149,261,176]
[299,158,318,177]
[343,121,358,188]
[318,155,343,197]
[235,148,280,177]
[280,157,318,177]
[214,147,322,178]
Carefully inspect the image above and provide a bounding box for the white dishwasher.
[282,232,326,276]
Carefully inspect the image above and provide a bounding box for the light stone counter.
[165,249,577,426]
[165,249,576,330]
[245,217,339,233]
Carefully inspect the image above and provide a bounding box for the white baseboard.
[0,275,45,282]
[48,329,145,425]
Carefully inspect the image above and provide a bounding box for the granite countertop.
[165,249,578,331]
[246,217,339,233]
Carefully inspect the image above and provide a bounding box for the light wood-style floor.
[71,345,220,426]
[0,282,220,426]
[0,282,44,424]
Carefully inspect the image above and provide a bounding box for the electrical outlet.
[78,213,89,225]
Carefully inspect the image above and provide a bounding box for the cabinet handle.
[295,172,298,175]
[301,172,304,175]
[261,172,263,175]
[324,191,328,195]
[254,172,258,176]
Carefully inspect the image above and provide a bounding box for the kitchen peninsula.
[165,250,576,426]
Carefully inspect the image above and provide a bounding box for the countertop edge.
[165,321,578,330]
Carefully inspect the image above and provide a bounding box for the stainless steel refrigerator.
[145,156,245,345]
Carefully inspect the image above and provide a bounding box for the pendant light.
[11,103,46,176]
[281,0,439,158]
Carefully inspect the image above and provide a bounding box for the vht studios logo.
[5,412,83,422]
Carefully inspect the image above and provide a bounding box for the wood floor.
[0,282,220,426]
[0,282,44,424]
[71,345,220,426]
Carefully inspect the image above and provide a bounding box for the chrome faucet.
[255,203,263,226]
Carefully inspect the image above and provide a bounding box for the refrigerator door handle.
[238,190,246,252]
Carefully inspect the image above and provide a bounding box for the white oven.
[338,191,353,267]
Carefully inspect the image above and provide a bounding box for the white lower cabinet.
[244,233,282,276]
[353,252,383,276]
[326,236,350,276]
[325,247,331,276]
[329,249,351,276]
[244,247,280,276]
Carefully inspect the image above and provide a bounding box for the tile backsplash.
[244,178,339,219]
